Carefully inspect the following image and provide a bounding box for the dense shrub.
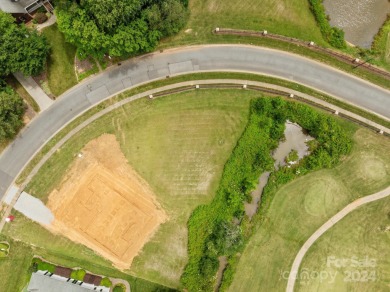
[100,277,112,287]
[70,269,86,281]
[0,11,49,76]
[0,84,25,142]
[32,258,56,273]
[56,0,188,58]
[113,284,126,292]
[308,0,346,48]
[181,97,352,291]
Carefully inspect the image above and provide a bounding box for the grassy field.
[161,0,326,47]
[21,89,257,287]
[42,24,77,97]
[228,128,390,291]
[295,195,390,291]
[0,234,34,291]
[0,213,171,292]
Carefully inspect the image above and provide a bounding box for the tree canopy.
[0,12,50,76]
[0,83,25,141]
[56,0,188,58]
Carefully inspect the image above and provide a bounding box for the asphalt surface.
[0,45,390,200]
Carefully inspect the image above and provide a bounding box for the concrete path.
[13,191,54,225]
[286,185,390,292]
[14,72,54,111]
[36,14,57,32]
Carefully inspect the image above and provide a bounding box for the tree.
[0,84,25,141]
[144,0,189,36]
[56,0,188,58]
[0,11,49,76]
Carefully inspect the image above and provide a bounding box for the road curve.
[286,185,390,292]
[0,45,390,200]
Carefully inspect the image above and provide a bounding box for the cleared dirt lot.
[47,134,166,269]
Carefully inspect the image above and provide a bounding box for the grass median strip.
[16,72,390,187]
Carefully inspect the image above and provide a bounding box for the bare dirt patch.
[75,56,94,74]
[47,134,167,269]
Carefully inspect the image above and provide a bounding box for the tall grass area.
[42,24,77,97]
[21,89,256,287]
[296,195,390,292]
[228,128,390,291]
[372,16,390,71]
[161,0,326,47]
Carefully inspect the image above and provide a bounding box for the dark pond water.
[244,122,313,219]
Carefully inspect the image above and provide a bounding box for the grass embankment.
[228,128,390,291]
[157,0,390,89]
[0,222,171,292]
[162,0,325,46]
[373,16,390,71]
[42,24,77,97]
[296,195,390,292]
[12,90,256,288]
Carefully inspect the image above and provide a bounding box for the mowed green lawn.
[228,128,390,291]
[161,0,326,47]
[22,89,256,287]
[119,91,254,287]
[0,235,34,292]
[296,195,390,292]
[1,212,167,292]
[42,24,77,97]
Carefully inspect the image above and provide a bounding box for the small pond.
[323,0,390,48]
[244,121,313,219]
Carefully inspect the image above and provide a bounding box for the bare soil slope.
[47,134,167,269]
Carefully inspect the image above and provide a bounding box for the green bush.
[286,149,299,163]
[100,277,112,287]
[71,269,86,281]
[113,284,126,292]
[0,242,9,250]
[181,97,352,291]
[308,0,346,48]
[0,84,25,142]
[31,258,56,273]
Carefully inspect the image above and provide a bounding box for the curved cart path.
[286,185,390,292]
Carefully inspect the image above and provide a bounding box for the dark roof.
[54,266,72,278]
[0,0,37,13]
[83,273,102,286]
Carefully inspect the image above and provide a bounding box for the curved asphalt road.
[0,45,390,199]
